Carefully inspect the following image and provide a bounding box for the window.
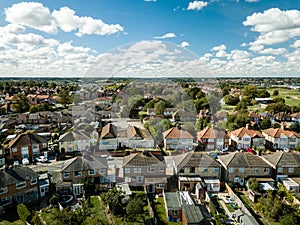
[253,168,258,174]
[172,210,178,216]
[203,168,208,173]
[16,181,26,189]
[229,167,235,173]
[148,167,155,173]
[12,148,17,153]
[156,183,164,188]
[88,170,96,175]
[125,168,130,174]
[278,167,283,173]
[134,167,141,173]
[264,167,270,173]
[68,140,73,144]
[239,167,245,173]
[74,171,82,177]
[234,177,239,183]
[159,167,164,172]
[42,143,47,148]
[0,196,11,206]
[214,167,219,173]
[179,167,185,173]
[30,178,37,185]
[0,187,8,194]
[190,167,195,173]
[136,176,144,183]
[63,172,70,178]
[289,167,295,173]
[243,138,250,141]
[100,168,106,174]
[290,138,296,142]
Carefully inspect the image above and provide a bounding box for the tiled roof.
[59,130,90,142]
[248,111,259,118]
[262,151,300,168]
[197,127,228,140]
[8,132,47,148]
[100,123,117,138]
[123,152,165,167]
[262,128,300,138]
[173,151,220,169]
[231,127,264,138]
[127,126,142,139]
[0,167,38,188]
[291,112,300,119]
[215,111,227,118]
[173,109,196,117]
[163,127,194,139]
[218,152,269,168]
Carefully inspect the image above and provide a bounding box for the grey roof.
[182,205,205,224]
[173,151,220,169]
[0,167,38,188]
[123,152,165,167]
[218,152,270,168]
[164,192,181,209]
[59,130,90,142]
[262,151,300,168]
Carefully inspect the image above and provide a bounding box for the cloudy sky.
[0,0,300,78]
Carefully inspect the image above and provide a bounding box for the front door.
[147,184,154,193]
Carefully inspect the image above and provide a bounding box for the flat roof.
[204,179,220,184]
[179,176,202,182]
[282,177,299,187]
[164,192,181,209]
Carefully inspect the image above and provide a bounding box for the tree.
[257,89,270,98]
[273,89,279,96]
[289,122,300,133]
[224,94,239,106]
[17,203,31,222]
[58,89,71,108]
[247,178,260,191]
[11,94,30,113]
[126,197,145,220]
[243,85,257,99]
[280,214,300,225]
[154,100,166,115]
[261,118,271,129]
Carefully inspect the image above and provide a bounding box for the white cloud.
[259,48,287,55]
[187,1,208,11]
[211,44,226,51]
[243,8,300,45]
[180,41,190,47]
[5,2,57,33]
[154,33,177,39]
[290,40,300,48]
[249,44,264,52]
[4,3,124,37]
[215,50,227,57]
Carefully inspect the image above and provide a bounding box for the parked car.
[22,158,30,165]
[35,156,48,163]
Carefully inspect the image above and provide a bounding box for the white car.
[22,158,30,165]
[35,156,48,163]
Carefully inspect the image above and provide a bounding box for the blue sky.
[0,0,300,77]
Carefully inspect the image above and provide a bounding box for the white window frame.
[0,187,8,194]
[253,168,259,174]
[134,167,141,173]
[278,167,283,173]
[16,181,26,189]
[30,178,37,185]
[136,176,144,183]
[88,170,96,175]
[264,167,270,173]
[229,167,235,173]
[63,172,70,178]
[288,167,294,173]
[125,167,131,174]
[239,167,245,173]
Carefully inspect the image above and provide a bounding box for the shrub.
[17,203,31,222]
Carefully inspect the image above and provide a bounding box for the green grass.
[225,203,238,212]
[0,221,26,225]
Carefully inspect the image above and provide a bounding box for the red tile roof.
[231,127,264,138]
[163,127,194,139]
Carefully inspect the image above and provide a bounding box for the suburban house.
[99,123,118,150]
[0,167,39,208]
[171,151,221,192]
[262,128,300,150]
[163,191,208,224]
[230,127,265,150]
[218,152,272,186]
[8,132,48,162]
[58,129,91,154]
[248,111,260,125]
[214,110,227,122]
[172,109,197,123]
[261,151,300,179]
[146,108,176,118]
[273,112,292,122]
[122,151,167,193]
[197,126,229,151]
[50,155,108,196]
[163,127,194,151]
[290,112,300,123]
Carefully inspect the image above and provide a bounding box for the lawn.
[225,203,238,213]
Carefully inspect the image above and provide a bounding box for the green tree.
[11,94,30,113]
[243,85,257,99]
[17,203,31,222]
[273,89,279,96]
[280,213,300,225]
[154,100,166,115]
[224,94,239,106]
[261,118,271,129]
[247,178,260,191]
[58,89,71,107]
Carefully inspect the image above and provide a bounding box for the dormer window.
[30,178,37,185]
[0,187,8,194]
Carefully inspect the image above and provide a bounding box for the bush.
[17,203,31,222]
[49,195,59,206]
